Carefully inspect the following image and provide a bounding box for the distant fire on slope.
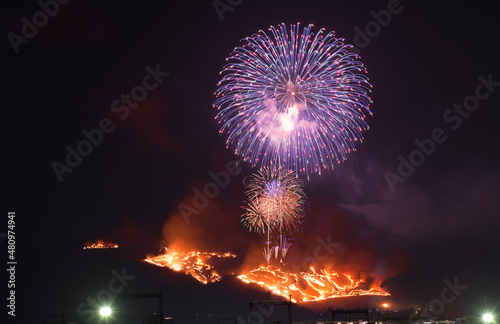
[83,240,119,249]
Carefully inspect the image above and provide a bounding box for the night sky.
[3,0,500,323]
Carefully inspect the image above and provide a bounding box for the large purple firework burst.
[214,23,372,177]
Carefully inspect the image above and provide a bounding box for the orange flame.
[237,264,389,302]
[144,249,236,284]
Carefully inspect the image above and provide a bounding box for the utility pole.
[249,295,292,324]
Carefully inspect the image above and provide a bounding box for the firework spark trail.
[241,198,268,234]
[214,23,372,178]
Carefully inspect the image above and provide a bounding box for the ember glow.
[144,248,390,302]
[144,249,236,284]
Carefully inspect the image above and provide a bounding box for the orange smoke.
[156,178,412,300]
[160,178,256,253]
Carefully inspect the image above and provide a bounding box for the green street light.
[483,314,494,323]
[100,306,112,317]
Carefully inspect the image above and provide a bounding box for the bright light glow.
[281,114,294,132]
[483,314,493,322]
[280,105,299,132]
[382,303,389,308]
[100,306,112,317]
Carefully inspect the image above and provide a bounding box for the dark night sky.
[3,0,500,323]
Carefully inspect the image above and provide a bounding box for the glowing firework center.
[274,81,303,133]
[264,180,285,198]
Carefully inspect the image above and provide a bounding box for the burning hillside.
[144,248,236,284]
[238,264,390,302]
[144,247,390,303]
